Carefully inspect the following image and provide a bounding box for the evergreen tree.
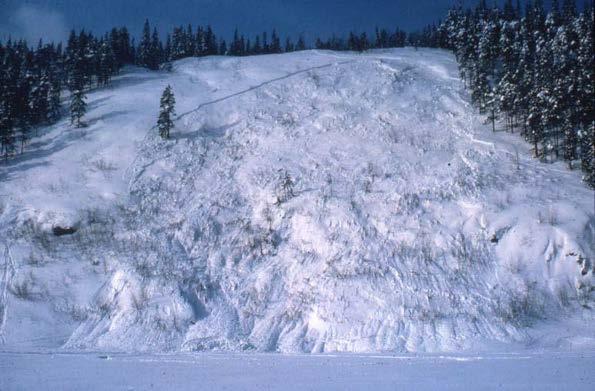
[0,55,17,158]
[48,74,62,122]
[296,35,306,51]
[562,0,577,23]
[205,26,218,56]
[152,27,163,69]
[285,37,294,53]
[70,88,86,128]
[219,39,227,55]
[29,72,50,125]
[270,30,281,53]
[253,35,262,54]
[262,31,269,53]
[98,40,116,85]
[503,0,516,21]
[496,20,520,131]
[230,29,241,56]
[138,19,153,68]
[164,34,172,62]
[185,25,196,56]
[157,85,175,139]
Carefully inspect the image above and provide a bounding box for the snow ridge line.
[174,60,353,121]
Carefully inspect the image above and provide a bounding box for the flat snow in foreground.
[2,351,594,391]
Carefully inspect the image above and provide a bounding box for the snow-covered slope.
[0,49,593,353]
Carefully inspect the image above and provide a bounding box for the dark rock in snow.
[52,226,78,236]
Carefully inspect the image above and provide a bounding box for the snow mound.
[1,49,593,353]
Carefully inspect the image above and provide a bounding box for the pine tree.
[0,77,16,158]
[262,31,269,54]
[150,27,162,69]
[270,30,281,53]
[98,40,116,85]
[157,85,175,139]
[496,20,520,132]
[138,19,152,68]
[48,74,62,122]
[284,37,294,52]
[230,29,241,56]
[578,122,594,187]
[70,89,86,128]
[219,40,227,55]
[240,35,246,56]
[503,0,516,21]
[253,35,262,54]
[562,0,577,23]
[185,24,195,56]
[296,35,306,51]
[205,26,217,56]
[30,72,50,125]
[164,34,172,62]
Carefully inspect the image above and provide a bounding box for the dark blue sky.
[0,0,464,44]
[1,0,572,45]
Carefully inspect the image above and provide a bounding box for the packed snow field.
[2,351,594,390]
[0,49,593,366]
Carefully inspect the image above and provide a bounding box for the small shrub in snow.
[131,288,149,312]
[9,274,44,301]
[275,170,295,204]
[24,252,46,267]
[91,158,117,173]
[9,280,32,300]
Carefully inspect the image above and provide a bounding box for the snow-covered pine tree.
[496,20,520,132]
[205,26,218,56]
[195,26,206,56]
[138,19,152,68]
[70,88,86,128]
[171,26,186,60]
[185,25,195,57]
[48,74,62,122]
[575,11,594,185]
[164,34,172,62]
[472,20,493,112]
[150,27,162,70]
[0,57,17,158]
[578,122,595,187]
[157,85,175,139]
[503,0,516,21]
[98,40,116,86]
[538,14,562,158]
[562,0,577,24]
[29,72,50,125]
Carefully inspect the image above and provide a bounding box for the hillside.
[0,49,593,353]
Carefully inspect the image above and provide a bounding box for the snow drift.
[0,49,593,353]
